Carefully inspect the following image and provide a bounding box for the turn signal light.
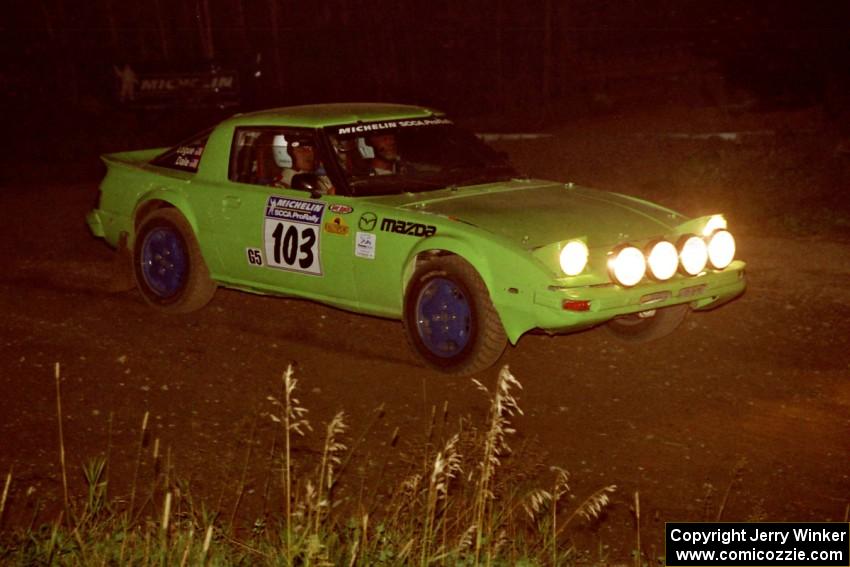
[562,299,591,311]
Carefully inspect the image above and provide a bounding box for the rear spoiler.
[100,147,168,168]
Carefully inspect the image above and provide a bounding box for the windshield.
[323,118,517,196]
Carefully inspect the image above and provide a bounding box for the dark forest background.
[2,0,850,162]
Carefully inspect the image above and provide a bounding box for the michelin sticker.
[264,196,325,275]
[355,232,376,259]
[335,117,453,136]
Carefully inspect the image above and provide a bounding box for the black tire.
[605,304,688,343]
[133,208,216,313]
[404,256,507,376]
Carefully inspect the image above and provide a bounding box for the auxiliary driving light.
[679,235,708,276]
[647,240,678,281]
[609,245,646,287]
[707,229,735,269]
[703,215,728,236]
[559,240,589,276]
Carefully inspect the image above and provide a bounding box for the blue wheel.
[133,209,216,313]
[414,277,472,358]
[140,226,188,299]
[404,256,507,375]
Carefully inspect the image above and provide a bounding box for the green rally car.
[87,103,746,375]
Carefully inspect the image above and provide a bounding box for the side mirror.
[291,173,323,199]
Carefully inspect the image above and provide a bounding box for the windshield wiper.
[349,175,449,195]
[451,165,517,186]
[349,175,446,188]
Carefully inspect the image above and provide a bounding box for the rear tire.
[606,304,688,343]
[404,256,507,376]
[133,208,216,313]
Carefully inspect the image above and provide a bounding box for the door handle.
[222,196,241,210]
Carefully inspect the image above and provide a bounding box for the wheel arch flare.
[133,189,200,239]
[401,234,552,345]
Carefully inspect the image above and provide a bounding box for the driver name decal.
[264,196,325,275]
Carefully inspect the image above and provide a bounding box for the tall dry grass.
[0,363,619,566]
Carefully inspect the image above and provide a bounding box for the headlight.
[646,240,678,281]
[707,229,735,269]
[679,235,708,276]
[703,215,727,236]
[609,245,646,287]
[559,240,588,276]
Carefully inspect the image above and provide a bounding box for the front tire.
[404,256,507,375]
[606,304,688,342]
[133,208,216,313]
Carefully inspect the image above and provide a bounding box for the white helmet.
[272,134,291,168]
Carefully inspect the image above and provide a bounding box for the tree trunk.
[268,0,285,95]
[197,0,215,60]
[234,0,250,54]
[495,0,504,113]
[102,0,121,56]
[542,0,554,113]
[39,0,79,104]
[154,0,170,59]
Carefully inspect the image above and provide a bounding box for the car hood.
[381,179,687,248]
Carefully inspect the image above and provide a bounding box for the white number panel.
[263,196,325,276]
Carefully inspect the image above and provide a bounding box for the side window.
[229,127,314,186]
[150,129,211,173]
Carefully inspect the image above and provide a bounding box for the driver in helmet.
[367,132,401,175]
[272,134,334,194]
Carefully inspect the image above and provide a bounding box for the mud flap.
[107,231,136,292]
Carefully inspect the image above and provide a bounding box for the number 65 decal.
[246,248,264,266]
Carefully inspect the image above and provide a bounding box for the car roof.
[222,102,442,128]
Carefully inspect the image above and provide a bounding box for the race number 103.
[263,220,322,275]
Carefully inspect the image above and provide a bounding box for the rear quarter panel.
[97,126,232,253]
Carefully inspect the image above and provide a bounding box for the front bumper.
[506,260,747,339]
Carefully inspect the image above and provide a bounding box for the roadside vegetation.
[501,106,850,240]
[0,364,619,566]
